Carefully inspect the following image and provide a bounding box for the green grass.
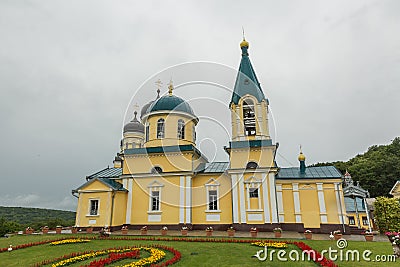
[0,234,397,267]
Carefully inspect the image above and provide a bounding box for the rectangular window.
[151,191,160,211]
[348,216,355,225]
[362,216,368,225]
[208,190,218,210]
[249,188,259,198]
[90,199,99,215]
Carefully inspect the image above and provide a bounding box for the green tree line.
[312,137,400,197]
[0,207,75,236]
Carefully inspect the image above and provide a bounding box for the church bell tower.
[226,37,279,225]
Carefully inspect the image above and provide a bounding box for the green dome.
[148,95,195,116]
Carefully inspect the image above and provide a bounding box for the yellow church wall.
[230,148,275,169]
[298,186,320,228]
[278,180,344,227]
[144,113,196,148]
[81,180,111,191]
[129,176,181,225]
[323,185,341,224]
[76,191,112,227]
[281,184,295,223]
[124,152,198,174]
[111,192,127,226]
[249,197,259,210]
[191,173,232,224]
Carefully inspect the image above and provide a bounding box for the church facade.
[73,39,349,233]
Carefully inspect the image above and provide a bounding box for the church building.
[73,39,349,233]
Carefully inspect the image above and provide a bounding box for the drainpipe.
[71,190,79,198]
[109,191,116,228]
[273,143,280,224]
[364,197,372,232]
[274,173,280,224]
[336,183,346,233]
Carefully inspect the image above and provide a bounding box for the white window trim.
[205,178,220,212]
[148,180,164,212]
[87,198,100,217]
[244,177,262,211]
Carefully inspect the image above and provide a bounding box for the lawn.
[0,234,397,267]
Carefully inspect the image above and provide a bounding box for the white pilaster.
[269,173,278,223]
[293,183,302,223]
[316,183,328,223]
[106,191,112,227]
[256,104,264,136]
[334,182,345,224]
[231,174,239,223]
[276,184,284,222]
[179,176,185,223]
[185,176,192,224]
[236,106,242,138]
[125,179,133,224]
[238,174,246,223]
[261,173,270,222]
[76,193,81,227]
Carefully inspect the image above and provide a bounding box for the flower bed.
[1,235,334,267]
[251,241,288,249]
[50,239,91,246]
[31,245,181,267]
[85,250,140,267]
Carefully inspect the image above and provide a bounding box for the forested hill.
[312,137,400,197]
[0,206,75,225]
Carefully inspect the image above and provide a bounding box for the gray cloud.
[0,0,399,210]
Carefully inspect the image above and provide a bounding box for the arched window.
[151,166,163,174]
[157,119,165,138]
[177,119,185,139]
[192,125,196,142]
[243,99,256,136]
[246,161,258,169]
[145,123,150,142]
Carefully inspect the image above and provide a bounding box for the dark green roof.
[73,177,126,192]
[86,167,122,179]
[228,139,273,149]
[148,95,195,116]
[230,44,266,105]
[125,144,207,162]
[276,166,342,179]
[196,162,229,173]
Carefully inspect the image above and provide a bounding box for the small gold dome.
[240,38,249,48]
[298,152,306,161]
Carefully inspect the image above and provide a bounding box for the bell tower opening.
[243,99,256,136]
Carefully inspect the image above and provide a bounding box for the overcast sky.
[1,0,399,211]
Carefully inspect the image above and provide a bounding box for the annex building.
[73,39,351,233]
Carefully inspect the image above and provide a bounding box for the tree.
[373,197,400,232]
[0,217,21,236]
[311,137,400,197]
